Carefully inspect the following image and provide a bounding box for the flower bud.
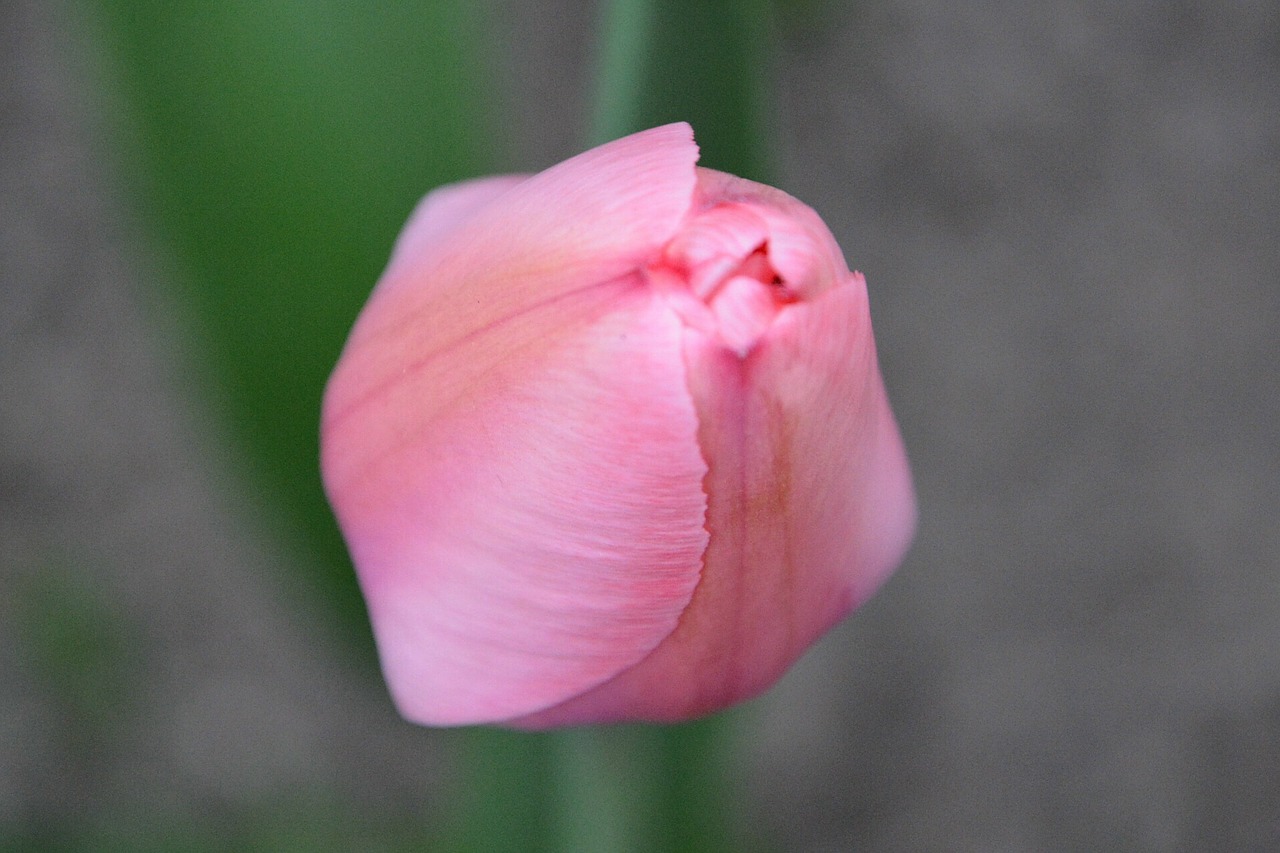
[321,123,915,727]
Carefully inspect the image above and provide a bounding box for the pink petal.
[692,168,844,299]
[708,275,781,356]
[381,175,530,285]
[663,202,770,298]
[334,122,698,377]
[514,274,914,727]
[324,121,699,505]
[335,284,708,725]
[321,125,709,725]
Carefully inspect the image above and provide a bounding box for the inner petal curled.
[654,202,800,355]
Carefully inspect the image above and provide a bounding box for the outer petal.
[325,122,699,536]
[515,279,915,727]
[333,282,708,725]
[321,125,708,725]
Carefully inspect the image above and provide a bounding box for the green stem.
[443,728,556,852]
[576,2,777,851]
[551,719,748,853]
[590,0,658,147]
[589,0,773,181]
[552,728,648,853]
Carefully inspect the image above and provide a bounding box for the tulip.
[320,123,915,728]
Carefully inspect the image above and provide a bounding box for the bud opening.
[652,203,799,355]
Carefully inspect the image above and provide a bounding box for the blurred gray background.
[4,0,1278,850]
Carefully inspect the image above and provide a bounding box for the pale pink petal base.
[332,282,709,725]
[512,275,915,728]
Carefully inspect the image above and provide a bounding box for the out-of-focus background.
[4,0,1278,850]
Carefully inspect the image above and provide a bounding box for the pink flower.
[320,123,915,728]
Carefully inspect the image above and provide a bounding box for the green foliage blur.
[86,1,498,653]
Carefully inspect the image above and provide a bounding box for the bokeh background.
[4,0,1278,850]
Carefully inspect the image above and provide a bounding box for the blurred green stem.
[553,728,645,853]
[446,729,556,852]
[452,719,746,852]
[552,720,744,853]
[590,0,772,181]
[561,3,776,848]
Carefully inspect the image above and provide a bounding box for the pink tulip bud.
[321,123,915,728]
